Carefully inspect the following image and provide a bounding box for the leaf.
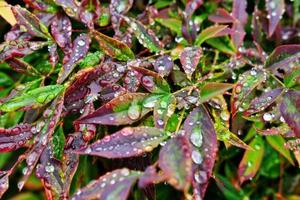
[232,0,248,25]
[75,126,167,158]
[265,45,300,78]
[238,135,264,184]
[91,30,134,61]
[23,0,58,12]
[243,88,284,116]
[123,70,142,92]
[0,1,17,26]
[280,90,300,137]
[195,25,229,46]
[266,0,285,36]
[199,82,233,103]
[284,68,300,88]
[266,135,294,165]
[110,0,133,14]
[71,168,142,200]
[18,95,64,191]
[79,0,101,28]
[122,16,163,53]
[154,94,176,128]
[183,106,218,198]
[11,5,52,39]
[206,37,236,55]
[231,69,266,117]
[6,58,40,76]
[77,93,151,125]
[0,123,34,152]
[0,40,50,61]
[180,47,202,80]
[131,67,170,93]
[231,21,246,48]
[52,126,65,160]
[51,13,72,53]
[153,55,174,77]
[208,8,235,23]
[155,18,182,35]
[158,136,192,191]
[215,119,250,150]
[0,85,64,112]
[0,171,9,198]
[0,72,13,87]
[57,34,90,83]
[53,0,80,18]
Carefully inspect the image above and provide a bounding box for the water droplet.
[194,170,208,184]
[263,113,272,121]
[128,103,141,120]
[250,69,257,76]
[121,168,130,176]
[190,129,203,147]
[22,167,28,175]
[101,182,106,188]
[157,119,164,126]
[144,146,153,152]
[235,85,242,94]
[280,116,285,122]
[78,39,86,46]
[247,161,252,167]
[191,150,203,164]
[17,181,24,190]
[220,111,230,121]
[85,147,92,153]
[45,164,55,173]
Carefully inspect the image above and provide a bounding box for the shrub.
[0,0,299,199]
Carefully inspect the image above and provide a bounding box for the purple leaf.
[231,69,266,117]
[0,40,50,61]
[154,94,176,128]
[185,0,203,17]
[79,0,101,28]
[183,106,218,198]
[231,21,246,48]
[6,58,40,76]
[0,123,34,152]
[110,0,133,34]
[77,93,151,125]
[11,5,52,39]
[75,126,167,158]
[54,0,80,19]
[131,66,170,93]
[174,87,200,109]
[123,70,142,92]
[99,84,126,102]
[232,0,248,25]
[71,168,142,200]
[208,8,235,23]
[153,55,173,77]
[158,136,192,191]
[266,0,285,37]
[48,43,59,68]
[23,0,58,12]
[280,90,300,137]
[51,14,72,54]
[0,171,9,198]
[18,95,64,191]
[265,45,300,78]
[57,34,90,83]
[244,88,284,116]
[180,47,202,80]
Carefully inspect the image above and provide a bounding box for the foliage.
[0,0,300,199]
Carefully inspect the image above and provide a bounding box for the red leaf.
[77,93,151,125]
[183,106,218,198]
[280,90,300,137]
[75,126,167,158]
[153,55,174,77]
[158,136,192,191]
[266,0,285,37]
[180,47,202,80]
[71,168,142,200]
[0,123,34,152]
[57,34,90,83]
[232,0,248,25]
[208,8,235,23]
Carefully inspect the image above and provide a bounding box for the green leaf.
[91,30,135,61]
[284,67,300,88]
[205,37,236,55]
[238,135,264,184]
[0,72,13,87]
[52,126,65,160]
[266,135,294,165]
[155,18,182,35]
[0,85,64,112]
[78,51,104,69]
[195,25,228,46]
[123,16,162,53]
[199,82,233,103]
[154,94,176,128]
